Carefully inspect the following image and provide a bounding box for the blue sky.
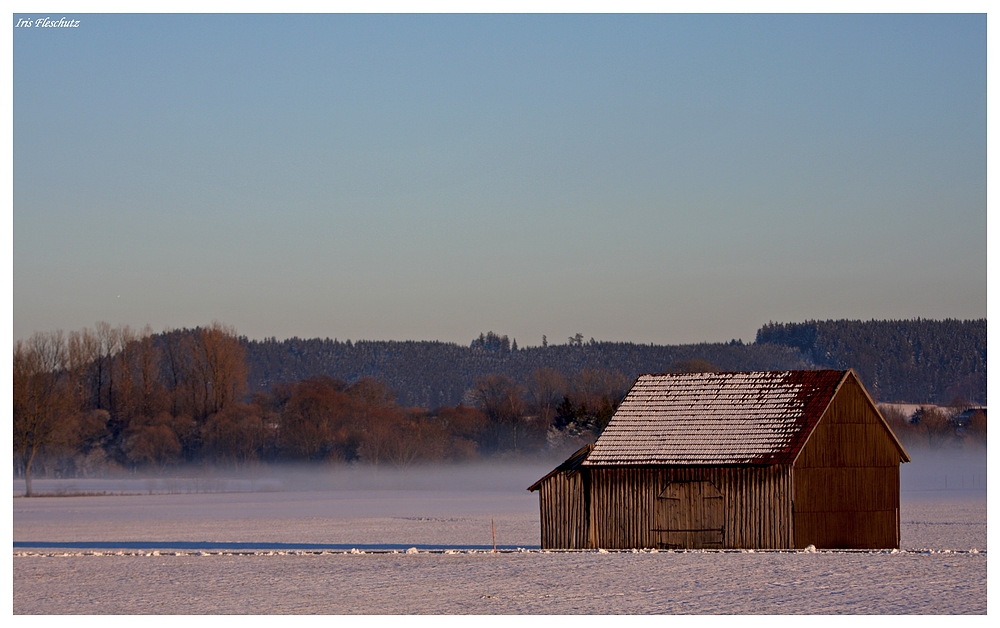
[12,13,986,346]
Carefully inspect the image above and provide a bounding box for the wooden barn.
[528,369,910,550]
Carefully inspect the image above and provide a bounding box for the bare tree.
[183,322,247,422]
[66,327,99,410]
[13,332,74,496]
[160,328,187,417]
[347,377,395,408]
[124,413,182,471]
[569,368,629,432]
[472,374,525,454]
[383,412,424,469]
[201,403,266,468]
[94,321,123,413]
[134,326,166,418]
[110,325,139,431]
[527,368,567,427]
[964,410,987,447]
[435,405,486,460]
[912,406,954,450]
[277,376,357,462]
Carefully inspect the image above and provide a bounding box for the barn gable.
[791,371,909,548]
[793,370,910,468]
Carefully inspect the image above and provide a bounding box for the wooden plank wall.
[586,465,794,550]
[792,374,903,549]
[538,469,588,549]
[656,480,725,549]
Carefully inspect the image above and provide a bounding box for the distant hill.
[243,336,807,408]
[243,318,986,407]
[756,319,985,404]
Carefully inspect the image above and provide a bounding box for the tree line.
[14,323,248,495]
[244,332,808,408]
[14,319,987,492]
[13,324,646,493]
[246,319,986,409]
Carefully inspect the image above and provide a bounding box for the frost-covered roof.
[583,370,847,466]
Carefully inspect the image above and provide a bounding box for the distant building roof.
[583,370,849,466]
[951,407,986,428]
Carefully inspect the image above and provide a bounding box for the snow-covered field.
[13,451,987,614]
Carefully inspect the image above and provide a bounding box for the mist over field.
[899,447,987,494]
[14,459,560,498]
[14,444,986,497]
[13,448,986,613]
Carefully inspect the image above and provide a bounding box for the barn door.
[654,481,724,549]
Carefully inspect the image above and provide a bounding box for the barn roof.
[583,370,850,466]
[527,444,593,492]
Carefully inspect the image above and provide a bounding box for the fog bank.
[14,447,986,499]
[13,460,558,497]
[900,447,987,495]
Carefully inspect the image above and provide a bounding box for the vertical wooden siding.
[586,465,793,550]
[655,480,725,548]
[538,469,588,549]
[792,374,903,549]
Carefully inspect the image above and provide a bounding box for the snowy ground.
[12,451,987,614]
